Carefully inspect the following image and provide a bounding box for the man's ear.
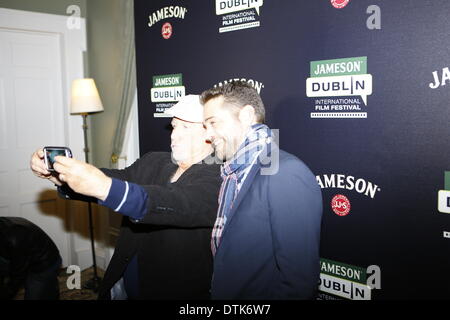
[238,105,257,126]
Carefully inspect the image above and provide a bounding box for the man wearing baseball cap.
[30,95,221,300]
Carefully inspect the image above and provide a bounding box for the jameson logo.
[429,67,450,89]
[214,78,265,94]
[151,74,185,117]
[216,0,263,33]
[316,174,380,218]
[147,6,187,27]
[151,74,184,101]
[306,57,373,119]
[316,174,381,199]
[319,258,381,300]
[147,6,187,39]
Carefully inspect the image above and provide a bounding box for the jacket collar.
[217,141,279,247]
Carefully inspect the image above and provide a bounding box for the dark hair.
[200,81,265,123]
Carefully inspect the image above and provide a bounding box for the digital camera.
[43,146,72,172]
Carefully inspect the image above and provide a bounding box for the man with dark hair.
[201,81,323,299]
[201,82,266,123]
[0,217,61,300]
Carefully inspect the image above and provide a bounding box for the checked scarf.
[211,124,272,256]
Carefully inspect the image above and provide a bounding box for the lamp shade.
[70,78,104,114]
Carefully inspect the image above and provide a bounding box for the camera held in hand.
[43,146,72,171]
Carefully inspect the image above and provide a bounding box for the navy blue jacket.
[211,144,323,299]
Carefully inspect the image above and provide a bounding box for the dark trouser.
[24,256,62,300]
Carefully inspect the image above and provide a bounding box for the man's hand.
[30,149,63,186]
[53,156,112,201]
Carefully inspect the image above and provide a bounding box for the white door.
[0,9,87,268]
[0,28,70,264]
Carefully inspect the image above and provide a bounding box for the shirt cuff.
[98,178,149,222]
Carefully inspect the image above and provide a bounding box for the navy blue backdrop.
[134,0,450,299]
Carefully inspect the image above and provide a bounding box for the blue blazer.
[211,143,323,299]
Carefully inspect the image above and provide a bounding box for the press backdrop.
[133,0,450,299]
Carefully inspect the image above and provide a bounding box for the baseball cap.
[164,94,203,123]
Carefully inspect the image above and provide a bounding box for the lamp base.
[83,275,102,293]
